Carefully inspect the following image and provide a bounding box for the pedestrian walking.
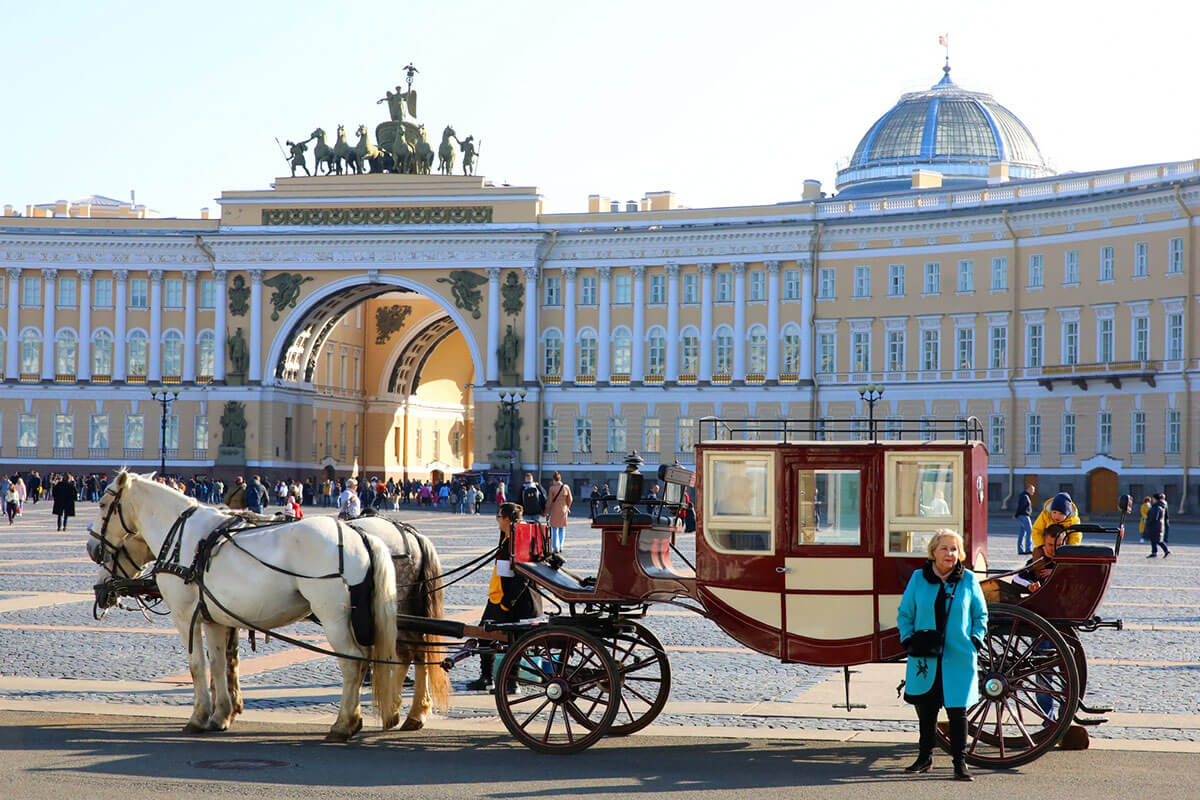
[4,479,19,525]
[519,473,546,521]
[224,476,248,509]
[51,473,77,531]
[545,471,573,555]
[1144,493,1170,558]
[338,478,362,519]
[1015,484,1035,555]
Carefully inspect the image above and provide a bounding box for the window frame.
[884,451,964,557]
[702,450,776,556]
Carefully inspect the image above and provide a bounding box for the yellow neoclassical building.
[1,66,1197,511]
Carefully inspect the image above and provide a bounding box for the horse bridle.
[87,486,143,581]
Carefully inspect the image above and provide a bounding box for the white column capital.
[248,269,264,285]
[664,262,679,277]
[798,258,814,275]
[182,269,199,282]
[148,269,164,284]
[212,269,227,281]
[765,260,781,274]
[699,263,715,276]
[113,269,129,281]
[41,267,58,281]
[523,266,540,281]
[630,265,646,279]
[731,261,747,274]
[562,266,577,280]
[597,266,612,280]
[77,268,94,282]
[5,266,20,280]
[485,267,503,280]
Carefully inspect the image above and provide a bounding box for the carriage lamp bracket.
[617,452,645,545]
[834,666,867,712]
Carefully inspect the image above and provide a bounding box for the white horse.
[87,471,405,741]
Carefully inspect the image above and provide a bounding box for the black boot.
[904,753,933,773]
[949,709,972,780]
[953,762,973,781]
[466,653,494,691]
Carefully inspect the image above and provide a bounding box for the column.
[212,270,227,382]
[248,269,263,383]
[78,269,93,381]
[522,266,539,384]
[41,268,57,381]
[5,268,19,380]
[183,270,198,382]
[113,269,128,381]
[699,263,714,382]
[665,263,679,382]
[631,266,646,382]
[799,259,815,379]
[148,269,163,382]
[597,266,611,382]
[766,260,781,380]
[484,267,501,384]
[562,267,577,383]
[732,261,747,381]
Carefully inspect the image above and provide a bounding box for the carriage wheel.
[494,626,621,755]
[935,603,1080,768]
[566,621,672,736]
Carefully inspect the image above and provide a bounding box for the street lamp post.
[149,385,180,477]
[498,388,526,491]
[857,383,884,443]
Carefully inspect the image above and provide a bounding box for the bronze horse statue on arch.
[312,128,336,175]
[438,126,457,176]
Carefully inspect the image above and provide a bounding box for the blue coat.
[897,562,988,708]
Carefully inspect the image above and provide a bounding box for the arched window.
[646,327,666,376]
[680,328,699,375]
[577,330,597,376]
[612,327,632,375]
[55,330,77,376]
[542,330,562,377]
[714,327,734,375]
[782,325,802,374]
[748,325,767,374]
[163,331,183,377]
[127,330,149,377]
[92,330,113,377]
[20,329,40,375]
[197,331,215,378]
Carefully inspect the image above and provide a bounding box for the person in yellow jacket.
[1139,496,1152,539]
[1031,492,1081,551]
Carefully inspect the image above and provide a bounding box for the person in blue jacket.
[897,529,989,781]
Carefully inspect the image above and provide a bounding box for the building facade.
[1,69,1197,511]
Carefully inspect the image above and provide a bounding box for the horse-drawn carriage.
[87,415,1125,766]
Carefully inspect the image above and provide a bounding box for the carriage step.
[1074,715,1108,726]
[1079,702,1114,715]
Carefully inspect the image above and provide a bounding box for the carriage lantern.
[616,451,644,508]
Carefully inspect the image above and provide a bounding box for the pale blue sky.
[2,0,1197,217]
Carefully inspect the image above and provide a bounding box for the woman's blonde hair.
[926,529,965,560]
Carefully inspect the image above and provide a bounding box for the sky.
[2,0,1198,218]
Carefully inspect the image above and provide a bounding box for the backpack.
[521,484,546,516]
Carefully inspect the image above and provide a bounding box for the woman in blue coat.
[897,529,988,781]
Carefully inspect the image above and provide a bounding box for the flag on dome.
[938,34,949,47]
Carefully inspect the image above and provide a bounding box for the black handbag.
[905,629,944,657]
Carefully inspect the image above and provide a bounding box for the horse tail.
[366,532,403,728]
[414,531,450,712]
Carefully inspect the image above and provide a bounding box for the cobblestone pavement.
[1,496,1197,747]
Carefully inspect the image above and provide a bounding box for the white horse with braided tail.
[87,471,404,741]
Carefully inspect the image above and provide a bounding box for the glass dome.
[836,66,1052,196]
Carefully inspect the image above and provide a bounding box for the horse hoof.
[183,721,208,734]
[323,731,350,743]
[206,719,230,732]
[382,713,401,731]
[400,717,424,732]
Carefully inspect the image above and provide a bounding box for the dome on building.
[835,65,1053,196]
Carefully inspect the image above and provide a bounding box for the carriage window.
[885,452,964,556]
[797,469,861,546]
[704,453,774,554]
[893,461,956,518]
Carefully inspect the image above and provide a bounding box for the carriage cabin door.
[779,453,880,666]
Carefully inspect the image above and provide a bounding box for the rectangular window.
[199,279,216,309]
[817,268,834,299]
[579,275,597,305]
[989,415,1006,455]
[888,264,905,297]
[18,413,37,448]
[715,272,732,302]
[54,413,73,449]
[1026,414,1041,454]
[353,422,360,456]
[543,276,561,306]
[797,468,862,547]
[886,330,905,372]
[920,329,939,371]
[1132,411,1146,455]
[682,273,699,304]
[90,414,109,450]
[648,274,666,304]
[643,417,660,454]
[1167,410,1182,454]
[853,266,870,298]
[817,332,836,374]
[1168,237,1184,274]
[613,273,631,304]
[1026,323,1043,367]
[541,418,558,454]
[93,278,113,308]
[129,279,148,309]
[704,453,774,552]
[1062,413,1076,454]
[125,414,144,449]
[324,420,331,455]
[164,278,184,308]
[923,262,940,295]
[1063,321,1079,365]
[677,417,696,452]
[607,417,626,453]
[783,269,801,300]
[1099,246,1115,281]
[884,454,960,555]
[22,276,41,306]
[1099,318,1114,362]
[1134,242,1148,277]
[647,334,665,375]
[989,327,1007,369]
[1098,412,1112,454]
[194,415,208,451]
[574,418,592,454]
[165,415,180,450]
[990,257,1007,291]
[1027,254,1043,288]
[1168,313,1184,360]
[749,270,766,301]
[956,327,974,369]
[851,331,870,372]
[1064,250,1079,285]
[957,259,974,293]
[57,277,77,308]
[1133,317,1149,360]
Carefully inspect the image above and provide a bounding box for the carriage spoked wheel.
[935,603,1080,768]
[567,621,672,736]
[494,626,621,755]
